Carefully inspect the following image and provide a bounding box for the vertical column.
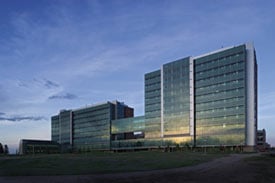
[70,111,73,145]
[59,113,61,144]
[161,66,164,138]
[189,57,195,137]
[245,43,256,146]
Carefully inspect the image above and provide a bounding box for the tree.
[0,143,3,154]
[4,145,9,155]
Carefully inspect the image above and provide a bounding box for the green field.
[244,153,275,179]
[0,151,227,176]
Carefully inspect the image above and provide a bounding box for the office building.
[193,44,257,148]
[111,43,257,149]
[51,101,133,151]
[19,139,60,155]
[257,129,270,151]
[52,43,258,151]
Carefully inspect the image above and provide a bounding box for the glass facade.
[194,45,247,146]
[163,58,190,137]
[112,116,145,134]
[111,116,145,148]
[144,70,161,139]
[143,59,193,146]
[73,103,112,150]
[51,43,257,150]
[51,101,134,151]
[59,110,72,145]
[19,140,60,155]
[51,115,60,143]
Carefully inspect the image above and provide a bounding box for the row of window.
[195,50,244,67]
[196,79,244,91]
[145,82,160,90]
[164,107,190,114]
[196,70,244,84]
[195,60,244,75]
[195,85,244,98]
[145,107,161,113]
[195,88,244,103]
[145,77,161,85]
[73,115,109,124]
[73,110,109,120]
[196,103,244,113]
[196,77,244,90]
[73,105,110,115]
[163,82,189,89]
[145,91,161,99]
[145,110,161,115]
[196,108,244,119]
[145,70,161,79]
[73,130,109,138]
[196,96,244,107]
[73,137,109,143]
[164,60,189,68]
[145,116,161,120]
[163,91,190,98]
[163,109,190,116]
[74,120,108,127]
[145,97,160,104]
[196,114,245,124]
[164,118,190,125]
[112,125,145,134]
[73,120,109,129]
[163,72,190,79]
[198,59,243,72]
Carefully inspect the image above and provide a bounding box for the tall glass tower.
[193,43,257,148]
[143,43,257,148]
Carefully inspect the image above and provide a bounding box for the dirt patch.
[1,153,274,183]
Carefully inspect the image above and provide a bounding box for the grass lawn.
[244,153,275,181]
[0,151,227,176]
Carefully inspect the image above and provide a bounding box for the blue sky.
[1,0,275,153]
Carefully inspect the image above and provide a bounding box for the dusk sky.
[1,0,275,153]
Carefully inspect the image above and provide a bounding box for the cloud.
[0,112,5,116]
[44,79,60,89]
[0,115,46,122]
[48,92,77,100]
[16,80,29,88]
[0,77,63,107]
[15,78,60,90]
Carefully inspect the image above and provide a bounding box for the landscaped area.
[1,151,275,183]
[0,151,227,176]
